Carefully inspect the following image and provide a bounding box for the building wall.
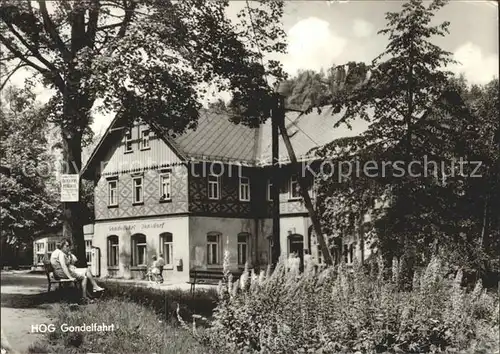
[33,229,94,269]
[253,216,314,264]
[188,164,255,217]
[279,216,308,256]
[94,134,316,222]
[255,218,273,266]
[94,120,188,221]
[93,215,323,282]
[188,163,317,218]
[279,165,317,216]
[97,123,183,175]
[93,216,189,282]
[87,121,379,279]
[33,236,60,267]
[189,216,259,272]
[94,165,189,220]
[186,216,313,273]
[90,213,376,282]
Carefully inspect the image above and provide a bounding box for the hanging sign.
[61,174,79,202]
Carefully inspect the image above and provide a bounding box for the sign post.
[60,174,79,202]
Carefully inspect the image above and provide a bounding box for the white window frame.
[35,242,45,264]
[47,241,56,253]
[267,179,273,201]
[124,128,133,152]
[140,128,150,150]
[35,242,45,253]
[47,241,56,259]
[159,172,172,201]
[239,176,250,201]
[108,180,118,206]
[107,236,119,267]
[207,232,221,265]
[132,234,147,267]
[160,232,173,267]
[237,233,249,266]
[208,174,220,200]
[289,175,301,200]
[132,176,143,204]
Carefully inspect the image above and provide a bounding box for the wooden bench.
[187,269,244,294]
[43,259,79,292]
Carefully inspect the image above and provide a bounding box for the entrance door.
[288,234,304,271]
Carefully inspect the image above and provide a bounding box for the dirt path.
[1,273,56,354]
[1,307,55,354]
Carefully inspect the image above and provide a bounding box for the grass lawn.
[28,298,206,354]
[94,279,218,320]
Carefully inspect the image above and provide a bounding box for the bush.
[183,254,499,354]
[95,279,218,324]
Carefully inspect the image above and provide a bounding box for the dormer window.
[140,128,150,150]
[124,128,133,153]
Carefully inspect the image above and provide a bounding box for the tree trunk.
[271,95,281,266]
[13,245,19,269]
[61,122,86,268]
[400,36,415,290]
[400,248,416,291]
[383,252,393,280]
[356,213,365,265]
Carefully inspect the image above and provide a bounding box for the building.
[82,106,375,282]
[33,224,94,270]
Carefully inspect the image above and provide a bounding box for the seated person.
[147,256,163,282]
[50,238,104,301]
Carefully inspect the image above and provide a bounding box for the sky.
[265,1,499,81]
[4,1,499,135]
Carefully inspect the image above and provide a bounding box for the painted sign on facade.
[108,222,166,233]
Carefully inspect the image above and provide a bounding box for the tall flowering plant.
[180,255,499,354]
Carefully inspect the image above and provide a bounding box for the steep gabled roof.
[258,106,372,164]
[173,109,258,164]
[83,89,467,180]
[81,106,372,179]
